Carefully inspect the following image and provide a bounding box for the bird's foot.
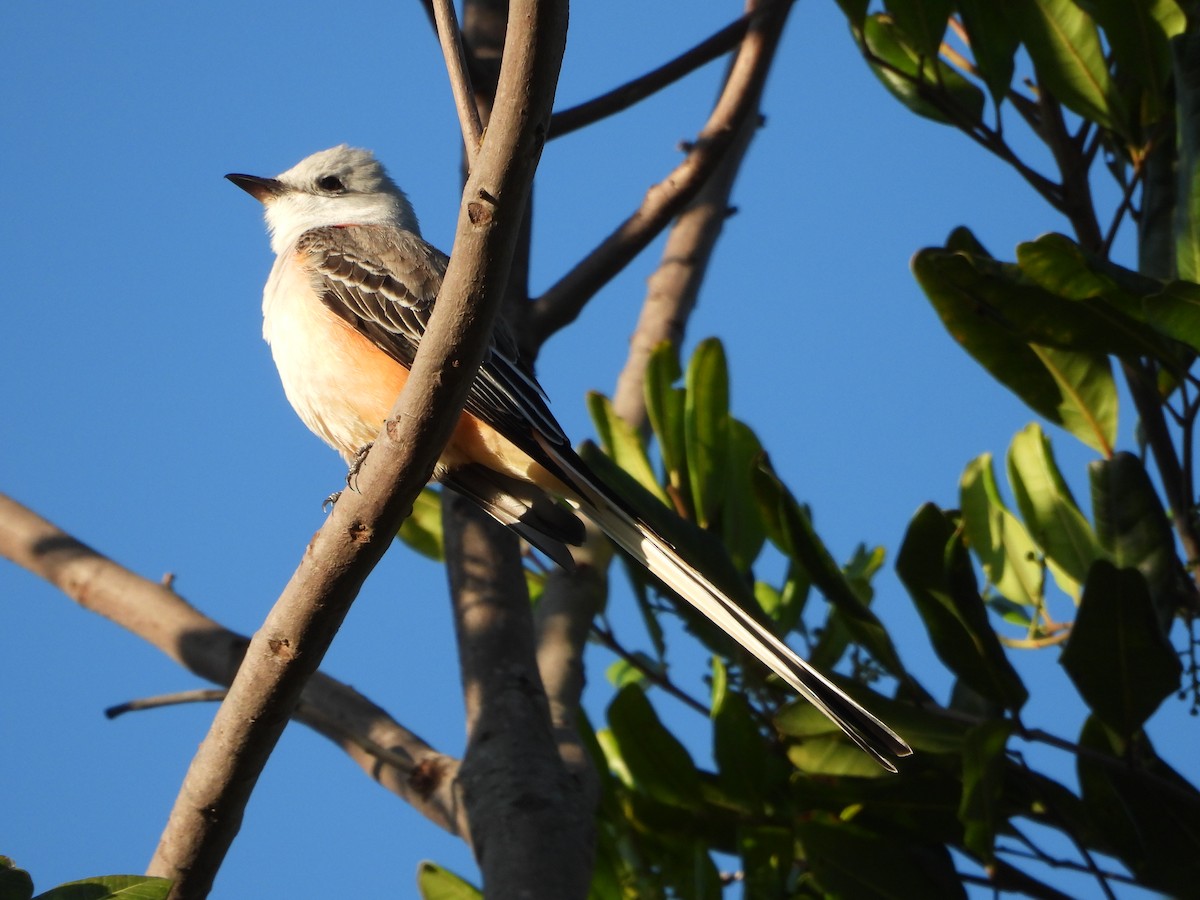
[346,442,374,492]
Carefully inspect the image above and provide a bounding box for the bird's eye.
[317,175,346,193]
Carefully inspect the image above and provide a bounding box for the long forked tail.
[550,449,913,772]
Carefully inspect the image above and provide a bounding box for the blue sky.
[2,1,1190,897]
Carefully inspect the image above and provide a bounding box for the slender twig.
[529,0,794,346]
[999,837,1133,888]
[591,623,710,715]
[433,0,484,162]
[105,689,228,719]
[1102,163,1144,255]
[548,7,757,139]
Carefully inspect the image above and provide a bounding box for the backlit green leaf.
[417,862,482,900]
[960,453,1045,605]
[684,338,729,529]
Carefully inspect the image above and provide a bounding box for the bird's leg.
[322,491,342,512]
[346,442,374,492]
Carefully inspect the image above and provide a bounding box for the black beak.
[225,173,286,203]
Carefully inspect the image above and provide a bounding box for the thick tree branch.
[145,2,565,893]
[0,492,467,838]
[528,0,793,347]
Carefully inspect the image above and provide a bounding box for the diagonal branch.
[433,0,484,162]
[547,7,758,140]
[528,0,794,348]
[0,492,467,838]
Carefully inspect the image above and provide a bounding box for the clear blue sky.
[2,1,1189,897]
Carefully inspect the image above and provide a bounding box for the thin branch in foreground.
[433,0,484,162]
[528,0,795,347]
[547,7,757,140]
[105,689,228,719]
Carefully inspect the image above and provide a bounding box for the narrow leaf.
[798,822,967,899]
[588,391,670,504]
[884,0,952,59]
[1008,0,1124,134]
[1174,22,1200,282]
[645,341,688,507]
[607,686,703,809]
[684,338,730,529]
[1006,423,1101,588]
[957,0,1019,103]
[960,453,1045,605]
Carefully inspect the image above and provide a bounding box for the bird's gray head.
[226,145,420,254]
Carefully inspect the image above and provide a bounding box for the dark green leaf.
[720,419,767,571]
[1090,452,1182,632]
[712,658,774,807]
[0,858,33,900]
[684,338,729,529]
[34,877,172,900]
[960,453,1045,605]
[835,0,871,30]
[587,391,669,505]
[645,341,688,510]
[1007,0,1125,134]
[958,719,1014,863]
[1006,423,1101,589]
[397,488,444,561]
[862,13,986,125]
[798,821,967,899]
[896,504,1028,710]
[1061,561,1181,734]
[1088,0,1176,108]
[1078,718,1200,895]
[884,0,952,59]
[915,247,1119,454]
[754,461,907,677]
[1144,280,1200,353]
[1173,17,1200,282]
[416,862,482,900]
[739,826,793,899]
[957,0,1019,102]
[606,686,703,809]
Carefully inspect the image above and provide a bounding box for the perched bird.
[228,145,911,771]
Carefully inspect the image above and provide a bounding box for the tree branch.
[528,0,794,347]
[547,7,757,140]
[433,0,484,162]
[0,491,467,839]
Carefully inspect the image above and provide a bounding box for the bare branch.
[548,8,757,140]
[528,0,794,347]
[0,491,467,838]
[433,0,484,161]
[105,689,229,719]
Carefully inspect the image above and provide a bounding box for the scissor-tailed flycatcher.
[228,145,911,771]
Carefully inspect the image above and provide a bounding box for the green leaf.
[588,391,670,505]
[1144,280,1200,353]
[606,685,703,809]
[739,826,793,899]
[1174,21,1200,282]
[1078,718,1200,895]
[720,419,767,571]
[397,488,444,560]
[883,0,952,59]
[1061,562,1181,735]
[1087,0,1177,104]
[1090,452,1182,632]
[712,658,774,807]
[958,720,1014,863]
[645,341,688,508]
[914,247,1119,454]
[835,0,871,30]
[1007,423,1102,589]
[1008,0,1124,134]
[34,877,172,900]
[896,504,1028,710]
[754,461,907,677]
[862,13,986,125]
[0,858,33,900]
[684,338,729,529]
[959,453,1045,605]
[798,821,967,899]
[416,862,482,900]
[957,0,1019,103]
[606,654,653,689]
